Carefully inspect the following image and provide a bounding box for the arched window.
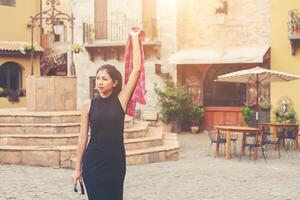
[204,65,246,107]
[0,62,22,91]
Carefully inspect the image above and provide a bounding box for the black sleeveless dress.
[82,94,126,200]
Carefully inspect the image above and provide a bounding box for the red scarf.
[124,32,146,117]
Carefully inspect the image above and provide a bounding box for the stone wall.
[26,76,77,111]
[176,0,271,49]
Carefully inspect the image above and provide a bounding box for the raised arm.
[72,100,91,184]
[118,29,142,111]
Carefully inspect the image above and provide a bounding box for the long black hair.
[96,64,122,96]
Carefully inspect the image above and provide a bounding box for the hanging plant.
[20,43,33,54]
[71,44,84,54]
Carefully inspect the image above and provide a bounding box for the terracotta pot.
[191,126,199,134]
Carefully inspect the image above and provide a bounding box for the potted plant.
[259,98,271,110]
[20,43,33,54]
[189,105,204,134]
[242,107,254,126]
[71,43,84,54]
[274,108,297,124]
[154,79,192,133]
[0,87,5,97]
[5,89,20,103]
[273,97,297,124]
[258,97,271,123]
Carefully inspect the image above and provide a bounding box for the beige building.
[0,0,43,108]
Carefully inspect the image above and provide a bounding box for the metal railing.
[288,9,300,35]
[83,18,158,43]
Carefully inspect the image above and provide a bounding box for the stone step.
[0,109,81,124]
[0,120,147,137]
[125,132,180,165]
[124,115,134,128]
[0,109,134,128]
[124,121,149,139]
[125,127,163,150]
[0,127,163,150]
[0,133,79,146]
[0,123,80,134]
[0,133,179,168]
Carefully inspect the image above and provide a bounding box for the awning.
[168,45,270,65]
[0,41,44,52]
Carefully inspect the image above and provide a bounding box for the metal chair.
[207,130,226,156]
[240,131,266,160]
[219,124,239,156]
[277,126,298,151]
[261,128,281,158]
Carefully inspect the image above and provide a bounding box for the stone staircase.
[0,108,179,168]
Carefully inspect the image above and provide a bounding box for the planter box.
[26,76,77,111]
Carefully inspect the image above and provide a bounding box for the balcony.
[83,19,160,61]
[288,9,300,55]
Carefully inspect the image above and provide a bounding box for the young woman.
[72,28,142,200]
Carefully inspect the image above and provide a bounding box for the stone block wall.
[176,0,271,49]
[26,76,77,111]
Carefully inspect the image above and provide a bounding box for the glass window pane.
[204,65,246,107]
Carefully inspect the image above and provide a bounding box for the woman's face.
[95,69,118,96]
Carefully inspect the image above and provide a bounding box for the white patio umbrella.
[215,66,300,123]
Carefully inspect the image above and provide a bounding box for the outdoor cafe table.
[260,123,299,150]
[215,125,261,160]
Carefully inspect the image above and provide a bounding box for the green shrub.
[190,105,204,126]
[154,79,191,125]
[242,107,254,125]
[274,108,297,124]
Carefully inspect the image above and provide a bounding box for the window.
[54,34,60,42]
[204,65,247,107]
[0,62,22,92]
[0,0,16,7]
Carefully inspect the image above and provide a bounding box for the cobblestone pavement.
[1,132,300,200]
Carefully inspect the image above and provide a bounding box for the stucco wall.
[0,0,40,42]
[271,0,300,121]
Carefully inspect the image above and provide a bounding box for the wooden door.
[94,0,107,39]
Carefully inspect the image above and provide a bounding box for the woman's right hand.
[72,169,82,184]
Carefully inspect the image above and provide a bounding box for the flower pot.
[191,126,199,134]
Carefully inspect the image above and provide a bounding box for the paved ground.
[1,132,300,200]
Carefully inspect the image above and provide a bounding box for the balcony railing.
[288,9,300,36]
[288,9,300,55]
[83,18,158,44]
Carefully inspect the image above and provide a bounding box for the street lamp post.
[29,0,75,76]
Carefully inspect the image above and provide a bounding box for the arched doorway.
[0,62,23,91]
